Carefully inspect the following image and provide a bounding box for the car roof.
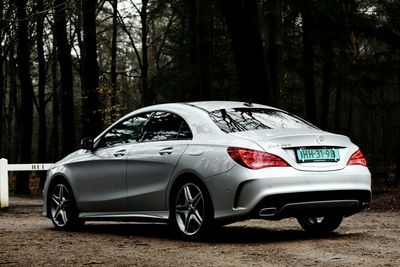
[124,101,279,116]
[186,101,278,112]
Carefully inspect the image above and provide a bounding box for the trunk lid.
[230,129,354,171]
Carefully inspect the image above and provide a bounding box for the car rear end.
[190,102,371,223]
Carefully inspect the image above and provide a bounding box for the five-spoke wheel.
[49,181,83,230]
[170,180,212,239]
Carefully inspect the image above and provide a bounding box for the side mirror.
[80,137,94,151]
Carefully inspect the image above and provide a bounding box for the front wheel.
[297,215,343,233]
[169,180,213,239]
[49,181,84,230]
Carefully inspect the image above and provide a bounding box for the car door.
[125,111,192,211]
[76,112,152,212]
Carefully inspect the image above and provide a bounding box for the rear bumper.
[206,165,371,222]
[253,190,371,219]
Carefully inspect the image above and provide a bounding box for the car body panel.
[125,140,188,211]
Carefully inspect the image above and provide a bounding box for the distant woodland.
[0,0,399,193]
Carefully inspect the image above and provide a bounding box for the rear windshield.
[209,108,316,133]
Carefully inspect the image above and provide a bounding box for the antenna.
[243,100,253,107]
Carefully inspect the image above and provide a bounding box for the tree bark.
[334,82,342,132]
[265,0,283,105]
[301,8,317,124]
[0,51,3,155]
[219,0,274,105]
[15,0,33,194]
[51,35,60,161]
[36,0,47,190]
[0,0,4,155]
[7,49,19,164]
[184,0,199,99]
[396,53,400,184]
[320,38,333,130]
[110,0,118,120]
[54,0,76,156]
[140,0,150,106]
[81,0,102,137]
[197,0,212,100]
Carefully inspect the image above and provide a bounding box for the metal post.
[0,158,9,208]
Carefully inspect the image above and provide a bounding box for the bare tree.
[219,0,274,105]
[15,0,34,194]
[110,0,118,120]
[81,0,103,136]
[54,0,76,155]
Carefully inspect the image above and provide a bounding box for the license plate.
[296,148,340,163]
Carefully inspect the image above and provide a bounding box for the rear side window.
[142,112,192,142]
[209,108,316,133]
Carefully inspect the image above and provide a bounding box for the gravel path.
[0,196,399,266]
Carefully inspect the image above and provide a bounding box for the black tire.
[169,179,213,240]
[297,214,343,233]
[48,180,84,230]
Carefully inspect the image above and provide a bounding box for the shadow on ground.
[46,221,359,244]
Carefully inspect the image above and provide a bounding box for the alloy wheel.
[174,183,205,236]
[50,184,73,227]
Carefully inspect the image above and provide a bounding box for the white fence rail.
[0,158,53,208]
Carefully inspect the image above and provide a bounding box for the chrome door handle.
[159,147,173,155]
[114,149,126,157]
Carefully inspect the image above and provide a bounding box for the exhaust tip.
[259,207,277,217]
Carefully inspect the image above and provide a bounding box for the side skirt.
[79,211,169,223]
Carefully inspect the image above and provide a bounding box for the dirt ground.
[0,194,399,267]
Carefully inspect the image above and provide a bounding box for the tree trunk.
[0,0,4,155]
[219,0,274,105]
[301,8,316,124]
[396,53,400,184]
[265,0,283,105]
[320,39,333,130]
[140,0,150,106]
[81,0,102,137]
[15,0,33,194]
[36,0,47,190]
[7,50,19,164]
[184,0,199,99]
[110,0,118,120]
[198,0,212,100]
[51,36,60,161]
[334,82,342,132]
[0,52,3,155]
[54,0,76,156]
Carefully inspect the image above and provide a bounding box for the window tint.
[97,113,152,148]
[142,112,192,142]
[209,108,316,133]
[177,120,192,140]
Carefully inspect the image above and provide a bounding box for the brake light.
[347,149,367,166]
[227,147,289,169]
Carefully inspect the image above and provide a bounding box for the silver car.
[43,101,371,239]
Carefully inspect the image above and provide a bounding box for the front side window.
[97,113,152,148]
[209,108,316,133]
[142,112,192,142]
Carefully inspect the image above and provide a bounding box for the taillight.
[347,149,367,166]
[227,147,289,169]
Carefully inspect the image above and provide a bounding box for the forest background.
[0,0,399,194]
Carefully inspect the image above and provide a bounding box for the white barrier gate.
[0,158,53,208]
